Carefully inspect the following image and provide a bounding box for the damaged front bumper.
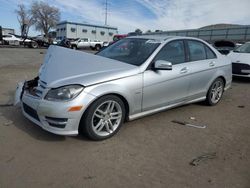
[15,77,95,136]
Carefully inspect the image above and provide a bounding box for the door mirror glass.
[154,60,172,70]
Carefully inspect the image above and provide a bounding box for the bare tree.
[15,4,34,39]
[31,1,60,38]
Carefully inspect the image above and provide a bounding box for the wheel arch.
[91,92,130,120]
[107,93,130,121]
[206,74,227,92]
[216,76,226,86]
[206,75,226,97]
[79,92,130,132]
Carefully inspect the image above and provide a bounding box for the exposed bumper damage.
[15,77,95,136]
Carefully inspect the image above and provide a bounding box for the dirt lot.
[0,47,249,188]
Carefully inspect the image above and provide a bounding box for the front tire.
[95,44,101,51]
[206,78,224,106]
[80,95,125,140]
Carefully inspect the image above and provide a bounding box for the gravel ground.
[0,47,249,188]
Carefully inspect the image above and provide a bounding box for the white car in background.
[3,34,32,46]
[3,34,21,45]
[71,38,104,50]
[228,42,250,77]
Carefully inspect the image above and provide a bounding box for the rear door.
[185,40,218,99]
[142,40,190,111]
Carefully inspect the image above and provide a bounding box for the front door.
[142,40,190,111]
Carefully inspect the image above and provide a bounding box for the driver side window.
[154,40,185,65]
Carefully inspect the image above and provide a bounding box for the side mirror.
[154,60,172,70]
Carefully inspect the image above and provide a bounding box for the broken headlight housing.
[45,85,84,101]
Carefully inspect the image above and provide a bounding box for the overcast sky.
[0,0,250,36]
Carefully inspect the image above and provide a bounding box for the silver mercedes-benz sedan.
[15,36,232,140]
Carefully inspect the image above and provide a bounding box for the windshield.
[234,43,250,53]
[97,38,160,66]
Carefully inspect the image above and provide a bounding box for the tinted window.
[97,38,160,66]
[80,38,88,42]
[205,46,216,59]
[154,40,185,65]
[188,40,206,61]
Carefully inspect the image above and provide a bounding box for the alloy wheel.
[210,80,223,104]
[91,100,122,137]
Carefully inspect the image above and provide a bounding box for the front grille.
[23,103,40,122]
[232,63,250,75]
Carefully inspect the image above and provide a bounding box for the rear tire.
[206,78,224,106]
[31,41,38,48]
[80,95,125,141]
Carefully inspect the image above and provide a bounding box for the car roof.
[127,35,204,42]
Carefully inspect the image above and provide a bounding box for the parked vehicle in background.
[2,34,23,45]
[2,33,37,47]
[53,39,61,45]
[113,34,128,42]
[104,34,128,47]
[213,40,236,55]
[228,42,250,77]
[15,36,232,140]
[71,38,104,50]
[0,26,2,44]
[31,34,51,48]
[57,38,72,48]
[1,33,51,48]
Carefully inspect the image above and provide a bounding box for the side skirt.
[128,96,206,121]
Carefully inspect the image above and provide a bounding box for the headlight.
[45,85,84,101]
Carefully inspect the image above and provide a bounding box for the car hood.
[39,45,139,88]
[227,51,250,64]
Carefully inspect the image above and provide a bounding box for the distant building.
[2,27,15,35]
[56,21,118,42]
[145,23,250,43]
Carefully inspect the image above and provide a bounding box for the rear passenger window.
[205,46,216,59]
[154,40,185,65]
[187,40,206,61]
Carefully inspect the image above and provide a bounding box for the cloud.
[4,0,250,34]
[53,0,250,33]
[135,0,250,30]
[51,0,154,32]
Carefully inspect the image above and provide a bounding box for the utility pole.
[105,0,108,25]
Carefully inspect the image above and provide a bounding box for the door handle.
[209,61,215,67]
[180,67,188,74]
